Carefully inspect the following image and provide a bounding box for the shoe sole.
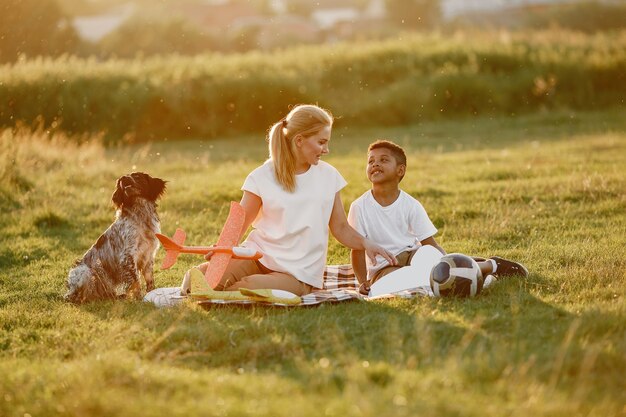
[492,256,529,278]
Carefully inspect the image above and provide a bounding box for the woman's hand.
[203,246,216,261]
[203,193,261,262]
[328,192,397,266]
[363,239,397,266]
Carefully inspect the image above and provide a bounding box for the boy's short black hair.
[368,140,407,167]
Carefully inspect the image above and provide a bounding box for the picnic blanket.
[144,264,434,308]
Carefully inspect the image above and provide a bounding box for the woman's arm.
[238,191,262,242]
[351,249,367,285]
[329,192,397,266]
[204,191,261,261]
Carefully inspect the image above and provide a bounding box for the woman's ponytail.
[268,120,297,192]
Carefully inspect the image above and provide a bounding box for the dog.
[65,172,167,303]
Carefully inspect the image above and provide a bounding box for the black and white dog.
[65,172,167,303]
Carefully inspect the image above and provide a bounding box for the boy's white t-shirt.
[242,160,347,289]
[347,190,437,280]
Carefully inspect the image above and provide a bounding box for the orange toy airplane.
[156,201,262,289]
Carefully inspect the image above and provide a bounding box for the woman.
[192,104,396,296]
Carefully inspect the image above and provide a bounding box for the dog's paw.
[127,281,142,300]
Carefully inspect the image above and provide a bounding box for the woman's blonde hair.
[267,104,333,192]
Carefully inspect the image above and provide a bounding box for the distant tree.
[525,1,626,33]
[286,0,316,17]
[353,0,371,12]
[229,25,262,53]
[0,0,80,63]
[55,0,98,15]
[385,0,441,30]
[232,0,274,15]
[98,18,219,58]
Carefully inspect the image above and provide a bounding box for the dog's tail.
[156,228,186,269]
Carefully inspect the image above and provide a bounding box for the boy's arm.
[351,249,368,285]
[420,236,446,255]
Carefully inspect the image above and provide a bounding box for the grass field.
[1,109,625,416]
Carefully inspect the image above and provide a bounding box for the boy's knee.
[371,266,401,284]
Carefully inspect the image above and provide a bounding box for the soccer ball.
[430,253,484,298]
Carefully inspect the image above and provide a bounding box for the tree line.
[1,0,626,64]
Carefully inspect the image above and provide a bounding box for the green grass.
[1,109,625,416]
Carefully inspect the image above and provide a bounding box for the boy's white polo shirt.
[348,190,437,280]
[242,160,347,289]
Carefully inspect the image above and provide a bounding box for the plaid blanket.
[144,264,432,308]
[321,264,359,290]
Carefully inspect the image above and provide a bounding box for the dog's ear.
[144,176,167,202]
[111,177,126,208]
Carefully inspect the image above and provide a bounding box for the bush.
[1,31,625,144]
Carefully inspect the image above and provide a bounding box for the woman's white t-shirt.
[242,160,347,288]
[347,190,437,280]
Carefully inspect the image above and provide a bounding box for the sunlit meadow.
[1,105,625,416]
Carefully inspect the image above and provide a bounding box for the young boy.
[348,140,528,295]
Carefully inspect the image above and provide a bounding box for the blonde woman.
[194,104,397,295]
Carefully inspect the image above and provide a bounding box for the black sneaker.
[491,256,529,278]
